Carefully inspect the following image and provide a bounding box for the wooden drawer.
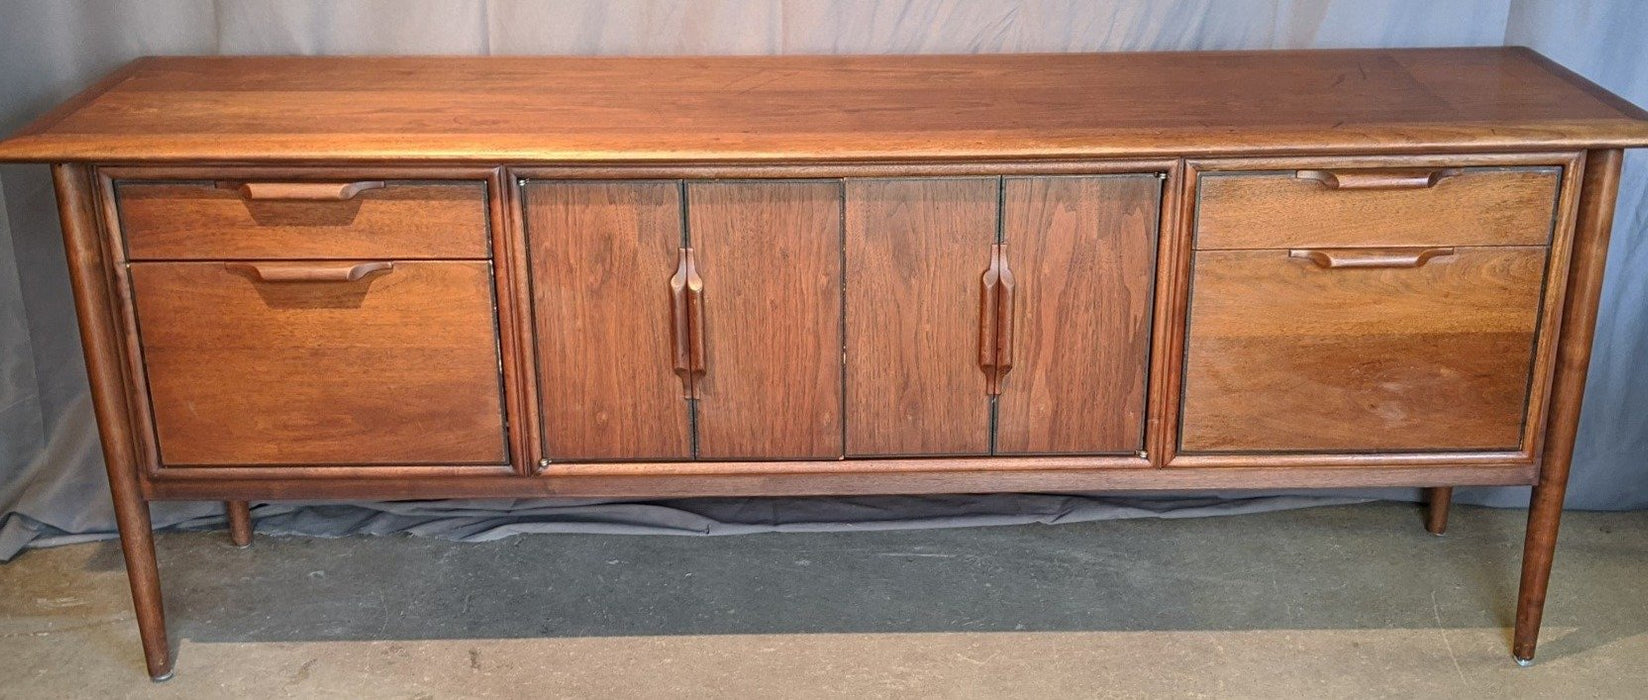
[129,260,507,467]
[116,180,490,260]
[1195,166,1560,249]
[1179,246,1548,453]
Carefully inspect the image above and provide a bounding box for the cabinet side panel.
[689,181,844,459]
[997,175,1159,454]
[524,181,691,461]
[844,178,994,456]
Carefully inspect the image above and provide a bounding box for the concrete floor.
[1,502,1645,698]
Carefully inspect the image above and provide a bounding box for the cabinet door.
[844,178,997,456]
[524,181,692,461]
[688,181,844,459]
[131,260,507,467]
[996,175,1159,454]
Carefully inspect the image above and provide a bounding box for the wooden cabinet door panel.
[131,261,507,466]
[844,178,996,456]
[524,181,691,461]
[996,175,1159,455]
[1180,246,1548,453]
[688,181,844,459]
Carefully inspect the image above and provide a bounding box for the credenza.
[2,48,1645,680]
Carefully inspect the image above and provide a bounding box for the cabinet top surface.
[3,48,1646,163]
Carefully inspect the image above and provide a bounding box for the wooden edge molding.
[145,463,1537,502]
[510,159,1183,180]
[1186,151,1583,172]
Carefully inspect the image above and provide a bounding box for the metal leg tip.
[1514,656,1534,668]
[150,669,175,682]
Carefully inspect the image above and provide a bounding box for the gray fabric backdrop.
[2,0,1644,561]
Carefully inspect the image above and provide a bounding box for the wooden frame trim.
[1147,158,1193,467]
[94,171,162,476]
[97,165,504,181]
[494,167,540,476]
[510,159,1181,181]
[1162,151,1586,468]
[1183,151,1587,172]
[143,463,1536,502]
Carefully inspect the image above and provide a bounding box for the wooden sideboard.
[2,49,1645,680]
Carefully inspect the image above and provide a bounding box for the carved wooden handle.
[1289,247,1455,269]
[234,181,386,200]
[1295,168,1462,190]
[669,248,694,398]
[224,261,394,282]
[685,249,707,383]
[979,253,1000,376]
[978,244,1016,395]
[992,244,1016,388]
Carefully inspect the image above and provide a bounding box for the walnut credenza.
[2,49,1646,680]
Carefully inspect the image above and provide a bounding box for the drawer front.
[117,180,490,260]
[1179,246,1547,453]
[130,260,508,467]
[1195,166,1559,249]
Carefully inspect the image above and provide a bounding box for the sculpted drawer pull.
[668,248,706,398]
[1295,168,1462,190]
[686,252,707,382]
[224,261,395,282]
[231,181,387,200]
[1289,247,1455,269]
[978,243,1016,395]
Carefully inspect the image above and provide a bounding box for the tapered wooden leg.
[1513,149,1622,665]
[1424,487,1452,535]
[226,501,253,547]
[54,164,173,680]
[113,494,172,680]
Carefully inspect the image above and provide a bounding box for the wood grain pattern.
[995,175,1159,455]
[1195,166,1560,249]
[116,180,490,260]
[523,181,691,461]
[130,261,508,466]
[1180,247,1549,453]
[4,49,1647,163]
[687,181,844,460]
[845,178,996,456]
